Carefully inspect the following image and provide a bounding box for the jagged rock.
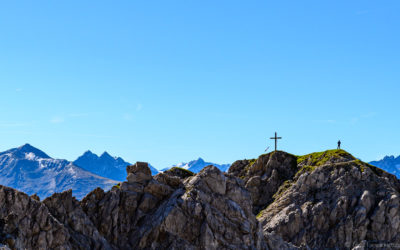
[127,162,152,176]
[164,167,195,179]
[134,165,267,249]
[127,172,152,184]
[120,182,144,193]
[3,151,397,250]
[80,163,269,249]
[144,180,173,199]
[257,151,400,248]
[138,193,159,213]
[264,232,299,250]
[43,189,112,250]
[229,151,298,213]
[195,165,227,195]
[30,193,40,201]
[126,162,152,185]
[0,185,72,249]
[360,190,374,213]
[153,167,194,189]
[153,172,182,188]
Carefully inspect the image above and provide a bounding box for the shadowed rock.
[0,185,72,249]
[43,190,112,249]
[229,151,298,214]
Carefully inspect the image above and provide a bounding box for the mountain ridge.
[0,144,118,200]
[369,155,400,178]
[73,150,159,181]
[1,149,399,249]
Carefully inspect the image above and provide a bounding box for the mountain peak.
[83,150,95,155]
[100,151,113,159]
[73,150,159,180]
[19,143,35,151]
[167,157,231,173]
[383,155,395,161]
[78,150,98,161]
[16,144,50,159]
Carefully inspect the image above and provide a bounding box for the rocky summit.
[0,150,399,249]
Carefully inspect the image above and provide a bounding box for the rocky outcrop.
[152,167,193,189]
[229,151,298,214]
[0,185,72,249]
[1,149,399,249]
[43,190,112,249]
[81,162,267,249]
[1,161,271,249]
[258,151,400,249]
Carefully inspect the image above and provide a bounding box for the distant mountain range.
[0,144,232,200]
[0,144,118,200]
[370,155,400,178]
[2,143,398,205]
[162,157,231,173]
[73,150,159,181]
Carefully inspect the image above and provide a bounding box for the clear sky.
[0,1,399,169]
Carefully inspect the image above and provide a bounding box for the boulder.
[126,162,153,184]
[127,162,152,176]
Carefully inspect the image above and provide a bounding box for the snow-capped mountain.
[165,157,231,173]
[0,144,118,200]
[370,155,400,178]
[73,151,159,181]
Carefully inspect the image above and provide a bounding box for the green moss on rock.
[256,210,264,219]
[167,167,195,178]
[297,149,355,167]
[272,180,294,200]
[244,159,257,171]
[293,149,356,178]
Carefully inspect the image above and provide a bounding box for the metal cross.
[270,132,282,152]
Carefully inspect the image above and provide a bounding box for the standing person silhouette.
[337,140,341,149]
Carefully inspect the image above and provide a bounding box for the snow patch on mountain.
[0,144,118,200]
[25,152,36,160]
[167,157,231,173]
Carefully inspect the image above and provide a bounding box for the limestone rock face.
[258,156,400,249]
[81,164,268,249]
[0,185,72,249]
[229,151,298,213]
[126,162,152,184]
[43,190,112,250]
[1,151,398,250]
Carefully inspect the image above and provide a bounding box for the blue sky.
[0,1,399,169]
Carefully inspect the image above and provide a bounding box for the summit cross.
[270,132,282,152]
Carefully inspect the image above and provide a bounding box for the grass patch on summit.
[168,167,195,178]
[297,149,355,167]
[294,149,356,177]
